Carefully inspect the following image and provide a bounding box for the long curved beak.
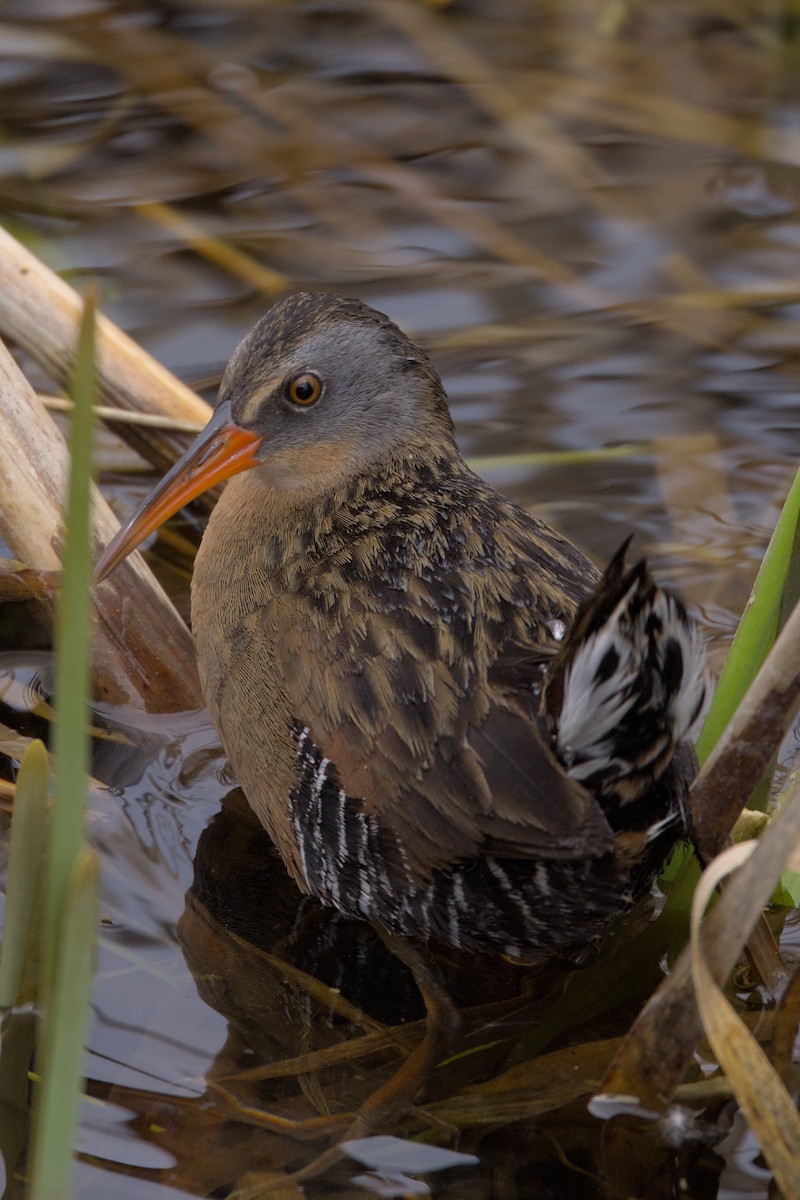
[95,401,264,583]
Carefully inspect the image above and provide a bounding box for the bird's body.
[97,293,707,960]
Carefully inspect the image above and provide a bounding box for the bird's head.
[95,292,455,582]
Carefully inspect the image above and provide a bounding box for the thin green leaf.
[41,290,96,999]
[772,871,800,908]
[0,1010,38,1200]
[658,466,800,925]
[466,444,642,472]
[29,849,99,1200]
[0,740,48,1009]
[29,292,99,1200]
[695,466,800,765]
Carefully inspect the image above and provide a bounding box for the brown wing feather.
[271,571,614,879]
[195,458,614,885]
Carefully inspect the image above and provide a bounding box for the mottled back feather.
[194,450,616,885]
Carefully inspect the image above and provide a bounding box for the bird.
[96,292,707,963]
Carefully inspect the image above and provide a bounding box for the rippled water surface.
[1,1,800,1196]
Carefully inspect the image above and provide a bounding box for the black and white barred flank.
[290,722,407,924]
[290,722,646,960]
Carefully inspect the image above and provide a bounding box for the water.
[2,1,800,1196]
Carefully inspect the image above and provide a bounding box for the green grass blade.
[658,465,800,928]
[29,848,99,1200]
[466,444,642,472]
[28,291,98,1199]
[41,291,96,999]
[0,1009,38,1200]
[695,465,800,765]
[0,740,48,1009]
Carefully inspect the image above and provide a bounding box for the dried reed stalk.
[0,224,211,473]
[0,334,200,710]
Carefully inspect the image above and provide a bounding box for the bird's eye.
[286,372,322,407]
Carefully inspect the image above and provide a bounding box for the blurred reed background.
[2,2,800,1198]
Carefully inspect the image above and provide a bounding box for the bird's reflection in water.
[180,785,559,1029]
[181,792,408,1068]
[176,786,572,1141]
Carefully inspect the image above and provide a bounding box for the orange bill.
[95,402,263,583]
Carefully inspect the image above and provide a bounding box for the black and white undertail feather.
[290,721,650,960]
[545,541,708,839]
